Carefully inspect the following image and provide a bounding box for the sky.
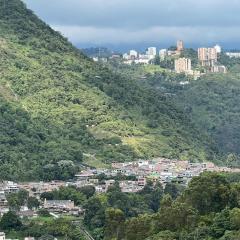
[23,0,240,51]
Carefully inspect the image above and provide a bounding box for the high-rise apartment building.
[146,47,157,56]
[129,50,138,59]
[177,40,184,51]
[175,58,191,73]
[198,48,217,66]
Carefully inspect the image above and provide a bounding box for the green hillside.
[137,68,240,166]
[0,0,214,180]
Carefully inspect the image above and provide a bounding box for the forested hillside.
[0,0,215,180]
[82,172,240,240]
[138,69,240,166]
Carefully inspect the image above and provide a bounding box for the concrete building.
[177,40,184,51]
[146,47,157,59]
[0,233,5,240]
[122,53,129,60]
[226,52,240,58]
[211,65,227,73]
[44,199,75,211]
[0,191,8,207]
[198,48,217,67]
[175,58,192,73]
[129,50,138,59]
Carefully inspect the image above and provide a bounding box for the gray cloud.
[23,0,240,48]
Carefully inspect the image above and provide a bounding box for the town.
[91,40,240,79]
[0,157,239,236]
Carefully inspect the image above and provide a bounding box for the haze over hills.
[0,0,220,181]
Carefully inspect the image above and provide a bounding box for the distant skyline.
[23,0,240,51]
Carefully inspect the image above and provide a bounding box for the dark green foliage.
[7,189,29,210]
[41,186,86,206]
[183,172,231,214]
[180,48,199,68]
[82,173,240,240]
[78,185,96,199]
[27,196,40,210]
[37,209,51,217]
[164,182,185,199]
[0,211,22,230]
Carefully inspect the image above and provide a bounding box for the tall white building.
[146,47,157,57]
[0,232,5,240]
[129,50,138,59]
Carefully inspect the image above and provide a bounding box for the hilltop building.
[175,58,192,73]
[129,50,138,59]
[198,47,218,67]
[146,47,157,59]
[177,40,184,51]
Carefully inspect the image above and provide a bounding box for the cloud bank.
[23,0,240,49]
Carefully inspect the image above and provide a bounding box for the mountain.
[0,0,214,181]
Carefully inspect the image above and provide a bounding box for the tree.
[27,196,40,210]
[40,192,54,200]
[37,209,51,217]
[211,208,232,238]
[79,185,96,199]
[0,211,22,230]
[164,182,184,199]
[17,189,29,206]
[84,197,106,229]
[105,208,125,240]
[154,55,160,65]
[183,172,231,214]
[7,193,21,211]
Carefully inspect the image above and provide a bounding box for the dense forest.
[0,0,216,180]
[137,66,240,166]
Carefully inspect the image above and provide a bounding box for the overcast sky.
[23,0,240,51]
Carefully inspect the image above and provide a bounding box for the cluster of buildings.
[174,44,227,78]
[72,158,240,193]
[123,40,184,65]
[198,46,227,73]
[121,41,229,78]
[226,52,240,58]
[0,158,239,223]
[0,181,82,218]
[123,47,158,65]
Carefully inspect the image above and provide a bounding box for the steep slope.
[138,70,240,166]
[0,0,214,180]
[178,74,240,162]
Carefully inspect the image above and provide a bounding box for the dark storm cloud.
[22,0,240,47]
